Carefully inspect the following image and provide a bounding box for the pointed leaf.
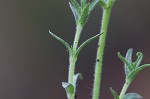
[123,93,143,99]
[110,87,119,99]
[69,2,79,22]
[62,82,74,94]
[81,0,86,10]
[76,33,101,56]
[124,48,133,76]
[133,52,143,68]
[125,48,133,65]
[70,0,81,14]
[49,30,71,53]
[78,3,89,25]
[89,0,99,12]
[118,52,133,72]
[127,64,150,81]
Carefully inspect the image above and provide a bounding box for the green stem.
[119,79,131,99]
[68,56,77,84]
[68,23,83,99]
[92,5,112,99]
[73,24,83,52]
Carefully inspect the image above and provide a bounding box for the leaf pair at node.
[69,0,99,25]
[49,30,102,57]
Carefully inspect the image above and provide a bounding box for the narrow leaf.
[76,33,100,56]
[62,82,74,94]
[69,2,79,22]
[70,0,81,14]
[125,48,133,65]
[110,87,119,99]
[124,48,133,76]
[118,52,133,72]
[127,64,150,81]
[78,3,89,25]
[133,52,143,68]
[81,0,86,10]
[89,0,99,12]
[123,93,143,99]
[49,30,71,53]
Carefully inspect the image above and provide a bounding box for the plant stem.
[119,79,131,99]
[68,23,83,99]
[68,23,83,84]
[92,5,112,99]
[73,24,83,52]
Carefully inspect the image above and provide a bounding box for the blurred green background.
[0,0,150,99]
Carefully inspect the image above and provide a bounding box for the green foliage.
[69,0,99,25]
[49,30,71,54]
[76,33,101,56]
[62,82,74,95]
[49,30,101,57]
[50,0,150,99]
[118,48,150,81]
[117,48,150,99]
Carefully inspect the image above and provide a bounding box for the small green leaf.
[127,64,150,81]
[124,48,133,76]
[110,87,119,99]
[70,0,81,14]
[81,0,86,10]
[118,52,133,72]
[49,30,71,53]
[123,93,143,99]
[125,48,133,65]
[89,0,99,12]
[78,3,89,25]
[69,2,79,22]
[133,52,143,68]
[62,82,74,94]
[76,33,101,56]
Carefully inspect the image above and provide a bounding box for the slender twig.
[68,23,83,99]
[119,79,131,99]
[92,0,115,99]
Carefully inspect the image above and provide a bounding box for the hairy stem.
[73,24,83,52]
[68,23,83,99]
[119,79,131,99]
[92,5,112,99]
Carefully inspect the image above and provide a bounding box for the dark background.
[0,0,150,99]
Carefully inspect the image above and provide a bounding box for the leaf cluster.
[110,48,150,99]
[118,48,150,82]
[69,0,99,25]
